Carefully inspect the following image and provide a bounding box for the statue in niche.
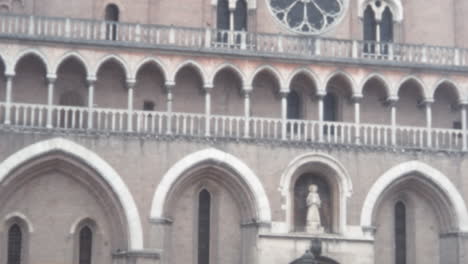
[306,184,324,233]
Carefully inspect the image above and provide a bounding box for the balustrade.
[0,102,465,151]
[0,13,466,67]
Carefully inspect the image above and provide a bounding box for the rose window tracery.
[269,0,347,35]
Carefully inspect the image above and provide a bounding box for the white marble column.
[352,95,362,144]
[165,81,175,135]
[204,84,213,137]
[4,74,14,125]
[243,88,251,138]
[461,103,467,151]
[126,80,136,132]
[46,75,57,129]
[388,97,398,146]
[280,91,288,140]
[317,93,325,142]
[423,100,433,147]
[87,77,96,129]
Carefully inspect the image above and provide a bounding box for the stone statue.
[306,184,324,233]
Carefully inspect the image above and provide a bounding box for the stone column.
[46,74,57,129]
[388,97,398,146]
[422,100,433,148]
[126,80,136,132]
[280,90,288,140]
[87,77,96,129]
[165,81,175,135]
[242,88,252,138]
[4,73,14,125]
[317,93,325,142]
[204,84,213,137]
[460,102,467,151]
[352,95,362,144]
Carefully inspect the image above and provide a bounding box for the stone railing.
[0,13,467,67]
[0,102,465,152]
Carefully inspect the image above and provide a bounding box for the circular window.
[268,0,348,35]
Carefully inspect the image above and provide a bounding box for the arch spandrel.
[0,138,144,250]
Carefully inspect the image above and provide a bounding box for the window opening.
[394,202,406,264]
[105,4,119,41]
[7,224,22,264]
[79,226,93,264]
[198,190,211,264]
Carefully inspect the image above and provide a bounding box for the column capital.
[351,93,363,103]
[46,74,57,84]
[385,96,399,106]
[126,79,137,89]
[203,83,214,91]
[279,89,289,98]
[418,98,434,107]
[241,88,252,98]
[316,90,327,99]
[458,100,468,107]
[87,76,97,85]
[5,71,15,78]
[165,81,176,92]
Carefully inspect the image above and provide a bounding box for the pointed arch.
[93,54,131,80]
[4,212,34,233]
[324,71,357,96]
[279,153,353,233]
[0,138,143,250]
[286,67,321,93]
[150,148,271,224]
[13,49,50,75]
[360,161,468,232]
[0,51,10,75]
[170,60,207,86]
[249,65,284,91]
[358,0,403,22]
[209,63,246,87]
[52,51,91,77]
[431,79,463,102]
[396,76,428,99]
[360,73,392,98]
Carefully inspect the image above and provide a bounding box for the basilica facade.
[0,0,467,264]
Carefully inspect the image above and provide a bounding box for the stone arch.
[396,75,428,99]
[52,51,91,77]
[150,148,271,224]
[12,49,50,75]
[69,217,97,235]
[359,73,392,98]
[170,60,207,86]
[93,54,131,80]
[4,212,34,233]
[358,0,403,21]
[209,63,246,88]
[0,51,10,75]
[431,79,463,103]
[132,57,168,82]
[249,64,284,91]
[279,153,353,234]
[286,67,321,93]
[324,71,357,96]
[0,138,144,250]
[360,161,468,233]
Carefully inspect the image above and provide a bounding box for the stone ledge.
[112,249,161,259]
[259,232,374,243]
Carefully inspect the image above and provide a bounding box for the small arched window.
[105,4,119,40]
[217,0,229,31]
[7,224,22,264]
[395,202,406,264]
[362,1,395,54]
[363,5,376,53]
[198,189,211,264]
[234,0,248,31]
[79,226,93,264]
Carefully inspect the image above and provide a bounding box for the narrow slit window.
[395,202,406,264]
[198,189,211,264]
[79,226,93,264]
[7,224,22,264]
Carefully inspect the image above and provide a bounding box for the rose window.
[269,0,347,35]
